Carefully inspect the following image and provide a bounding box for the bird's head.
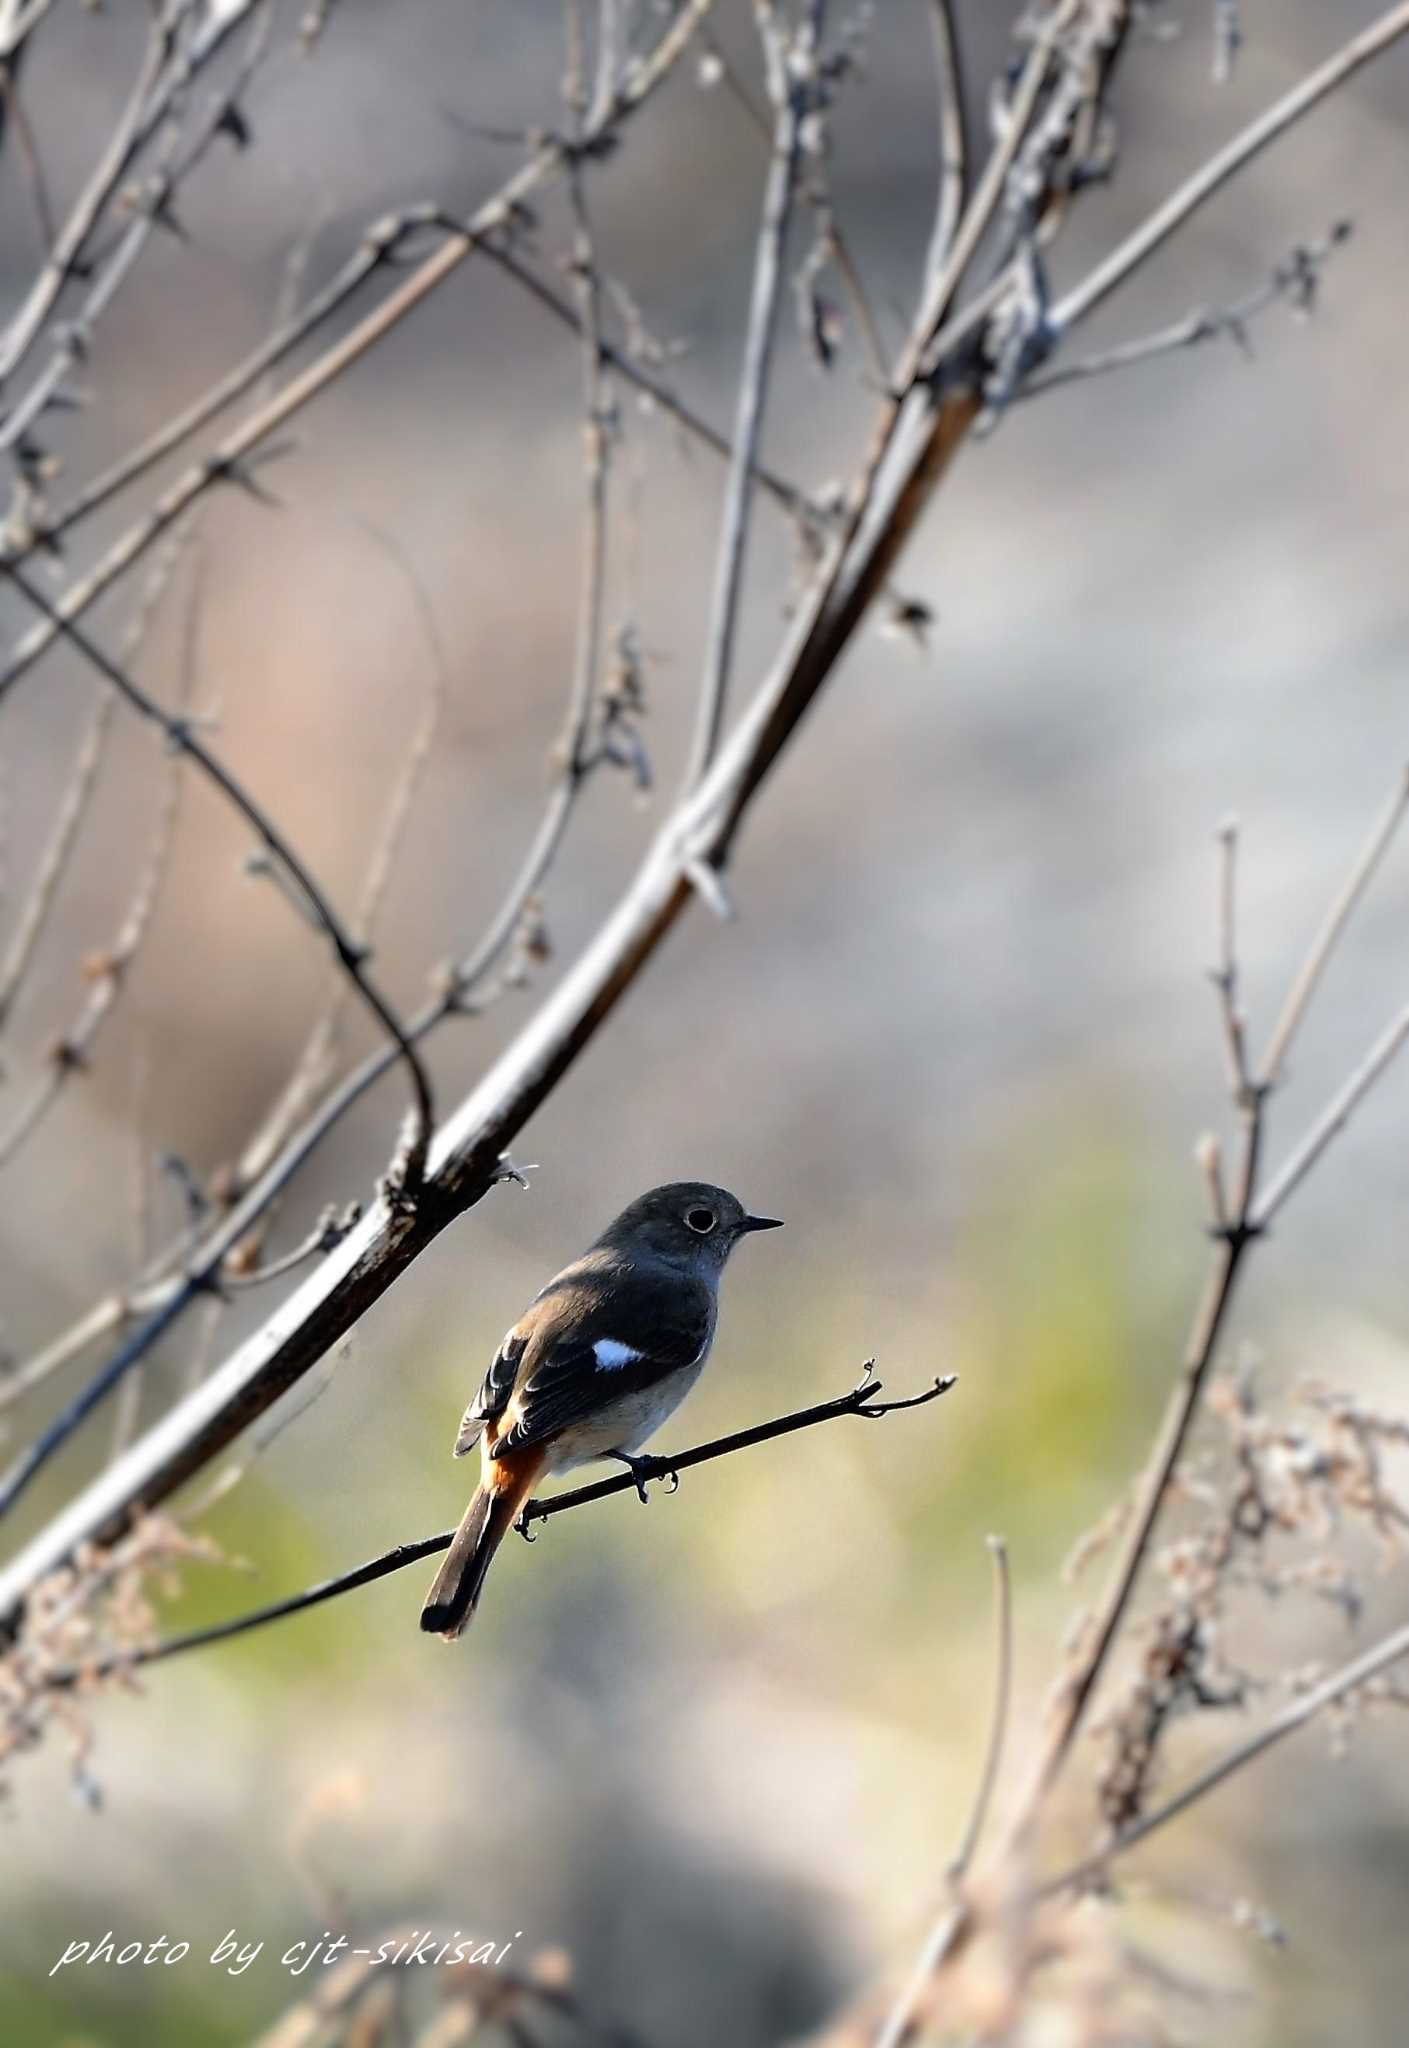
[597,1181,783,1269]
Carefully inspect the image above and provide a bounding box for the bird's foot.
[606,1449,670,1504]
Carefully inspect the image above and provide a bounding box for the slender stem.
[951,1535,1013,1880]
[0,4,276,460]
[1045,1612,1409,1897]
[1252,993,1409,1230]
[1002,747,1409,1841]
[873,1535,1012,2048]
[1259,764,1409,1090]
[1050,2,1409,333]
[2,564,434,1178]
[1210,815,1251,1102]
[0,570,435,1513]
[0,1,261,387]
[923,0,968,276]
[0,0,718,697]
[1024,222,1352,401]
[684,4,818,789]
[482,241,809,518]
[34,1373,954,1682]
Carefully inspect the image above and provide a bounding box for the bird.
[419,1181,782,1640]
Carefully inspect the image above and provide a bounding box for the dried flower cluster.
[1093,1371,1409,1835]
[0,1511,223,1808]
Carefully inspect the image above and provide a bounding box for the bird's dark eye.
[685,1207,717,1235]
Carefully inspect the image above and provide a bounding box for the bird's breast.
[546,1356,709,1474]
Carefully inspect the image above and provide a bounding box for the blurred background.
[2,1,1409,2041]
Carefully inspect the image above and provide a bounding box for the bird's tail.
[420,1448,544,1641]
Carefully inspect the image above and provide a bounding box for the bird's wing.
[453,1328,528,1457]
[488,1268,713,1460]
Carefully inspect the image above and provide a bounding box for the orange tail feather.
[419,1449,544,1641]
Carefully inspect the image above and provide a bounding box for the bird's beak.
[741,1213,783,1233]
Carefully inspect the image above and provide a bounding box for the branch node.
[684,854,736,921]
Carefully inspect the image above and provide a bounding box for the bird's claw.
[608,1450,670,1503]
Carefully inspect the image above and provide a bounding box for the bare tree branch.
[0,0,717,686]
[34,1370,953,1683]
[0,0,263,387]
[1003,760,1409,1840]
[1259,761,1409,1090]
[684,1,819,789]
[1047,1613,1409,1896]
[0,2,276,461]
[924,0,968,277]
[1050,3,1409,335]
[1023,222,1353,400]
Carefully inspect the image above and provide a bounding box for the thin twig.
[0,61,57,257]
[0,0,262,387]
[0,543,203,1172]
[0,567,437,1510]
[1004,757,1409,1843]
[1251,994,1409,1231]
[1259,762,1409,1090]
[1025,223,1353,400]
[951,1534,1014,1880]
[561,89,613,784]
[0,1,717,684]
[108,1045,155,1462]
[1045,1612,1409,1897]
[873,1535,1012,2048]
[35,1371,954,1682]
[684,1,819,789]
[480,237,811,522]
[0,691,115,1036]
[230,523,448,1202]
[0,519,203,1040]
[1210,815,1250,1104]
[0,3,276,460]
[0,1294,148,1419]
[219,1206,361,1290]
[924,1,968,277]
[3,565,435,1184]
[1050,3,1409,334]
[0,0,62,64]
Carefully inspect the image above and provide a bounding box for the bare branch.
[230,524,448,1205]
[0,2,276,462]
[0,541,203,1172]
[0,567,437,1511]
[1024,222,1353,400]
[873,1535,1013,2048]
[1047,1614,1409,1895]
[0,689,115,1036]
[0,59,57,259]
[1259,761,1409,1091]
[0,0,264,387]
[0,1,717,683]
[1002,758,1409,1844]
[684,2,819,788]
[31,1370,954,1685]
[1251,993,1409,1231]
[480,237,811,523]
[1050,3,1409,334]
[1210,815,1250,1104]
[924,1,968,277]
[952,1534,1014,1881]
[6,568,435,1185]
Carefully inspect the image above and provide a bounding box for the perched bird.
[420,1181,782,1640]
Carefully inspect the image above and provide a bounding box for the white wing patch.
[593,1338,642,1371]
